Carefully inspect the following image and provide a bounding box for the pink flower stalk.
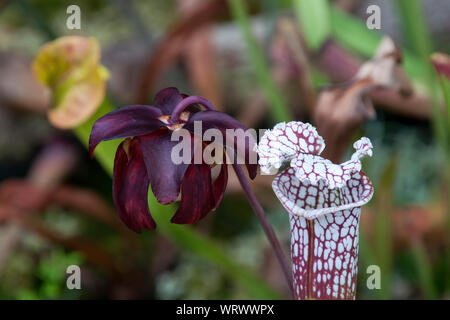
[257,122,374,300]
[431,52,450,80]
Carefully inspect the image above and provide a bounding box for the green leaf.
[228,0,291,123]
[435,75,450,153]
[74,100,120,174]
[438,76,450,134]
[292,0,331,51]
[395,0,433,60]
[411,241,438,299]
[373,157,396,299]
[150,197,280,299]
[430,55,450,157]
[395,0,449,156]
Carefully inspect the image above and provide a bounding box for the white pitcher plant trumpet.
[257,121,374,300]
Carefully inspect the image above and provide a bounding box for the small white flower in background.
[257,121,374,300]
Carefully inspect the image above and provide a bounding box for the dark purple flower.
[90,88,256,232]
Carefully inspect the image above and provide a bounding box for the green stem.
[232,163,293,298]
[292,0,331,51]
[395,0,432,61]
[437,75,450,146]
[411,241,438,299]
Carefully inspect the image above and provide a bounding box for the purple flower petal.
[138,129,190,205]
[154,87,183,115]
[89,105,164,157]
[212,163,228,210]
[113,139,156,233]
[184,110,257,179]
[170,163,215,224]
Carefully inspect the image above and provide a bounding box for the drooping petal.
[170,163,215,224]
[272,167,373,299]
[138,129,190,205]
[113,139,156,233]
[89,105,164,157]
[211,163,228,210]
[184,110,257,179]
[257,121,325,175]
[154,87,183,115]
[290,137,373,189]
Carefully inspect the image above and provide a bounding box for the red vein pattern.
[258,122,325,175]
[291,138,373,189]
[274,169,373,299]
[258,121,374,300]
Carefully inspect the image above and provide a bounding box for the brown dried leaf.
[314,79,376,162]
[314,37,411,161]
[355,36,412,95]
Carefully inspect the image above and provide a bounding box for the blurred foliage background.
[0,0,448,299]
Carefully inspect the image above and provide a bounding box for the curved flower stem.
[171,95,216,123]
[232,163,294,298]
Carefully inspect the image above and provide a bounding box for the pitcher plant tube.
[257,121,374,299]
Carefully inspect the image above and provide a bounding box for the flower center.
[170,95,216,123]
[158,111,190,130]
